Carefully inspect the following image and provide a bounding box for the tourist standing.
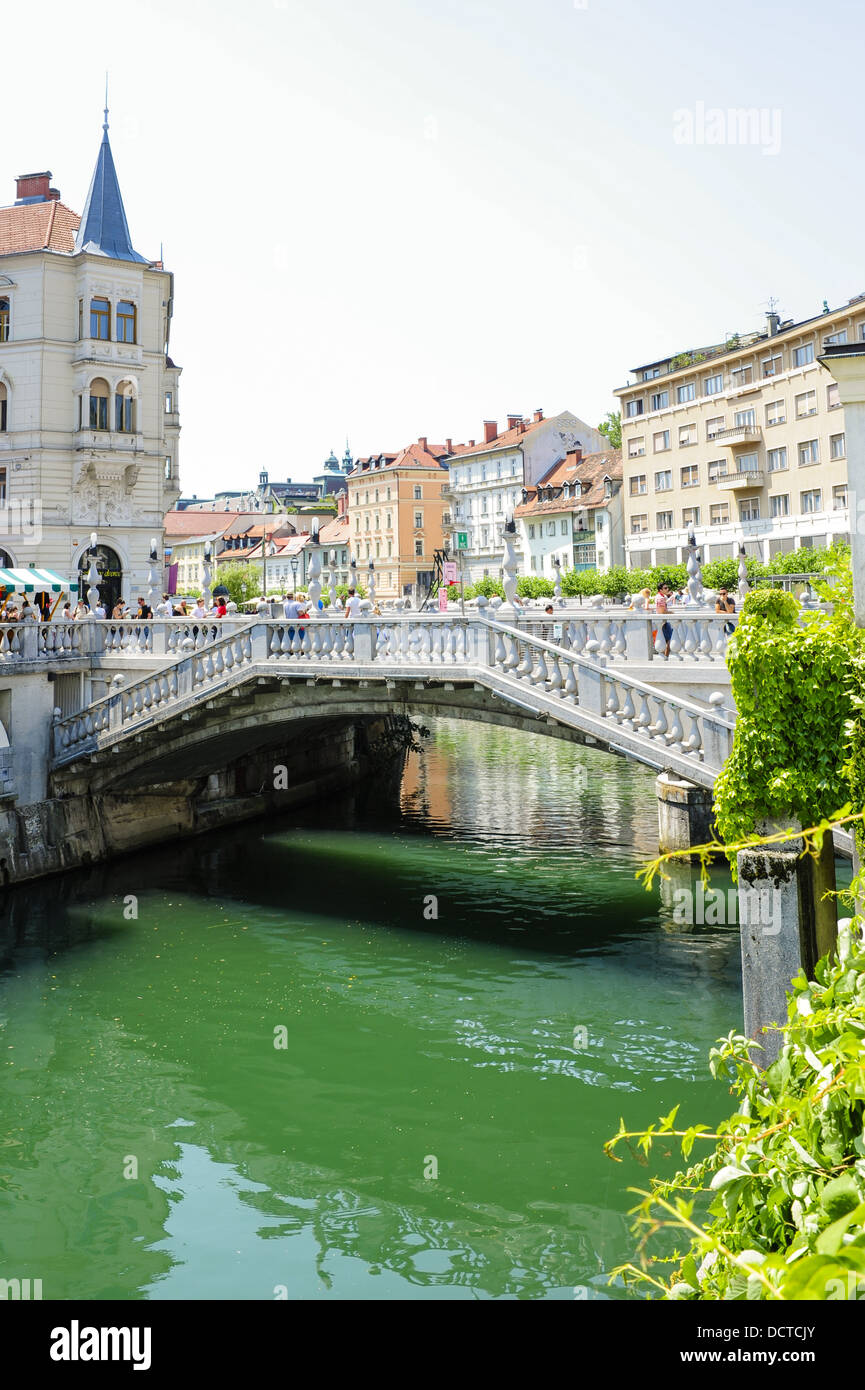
[344,587,362,618]
[655,581,674,659]
[715,586,737,637]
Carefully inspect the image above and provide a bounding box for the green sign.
[455,532,468,551]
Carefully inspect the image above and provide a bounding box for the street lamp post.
[290,557,299,594]
[147,536,160,612]
[202,542,213,611]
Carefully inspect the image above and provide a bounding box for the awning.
[0,568,78,593]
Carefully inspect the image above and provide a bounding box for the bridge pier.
[655,772,714,857]
[737,823,837,1067]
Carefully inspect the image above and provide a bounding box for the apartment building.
[514,448,624,576]
[615,295,865,566]
[347,439,450,599]
[445,410,607,583]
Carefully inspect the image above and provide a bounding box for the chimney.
[418,436,427,449]
[767,311,781,337]
[533,408,544,423]
[445,438,453,452]
[572,445,583,463]
[468,439,475,448]
[507,414,522,430]
[483,420,498,444]
[15,171,54,204]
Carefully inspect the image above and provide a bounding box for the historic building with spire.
[0,107,180,610]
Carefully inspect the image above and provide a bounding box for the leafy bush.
[516,576,555,598]
[713,580,864,848]
[608,913,865,1300]
[215,562,264,606]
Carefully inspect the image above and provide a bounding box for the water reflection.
[0,719,744,1300]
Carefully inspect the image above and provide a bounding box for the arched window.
[0,298,9,343]
[0,383,6,433]
[89,378,110,431]
[90,298,110,340]
[116,301,136,344]
[115,382,135,433]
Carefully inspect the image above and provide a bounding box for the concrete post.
[353,623,373,661]
[577,662,605,715]
[737,821,837,1067]
[656,772,715,855]
[622,617,654,662]
[250,623,271,662]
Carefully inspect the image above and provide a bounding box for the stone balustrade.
[51,615,736,781]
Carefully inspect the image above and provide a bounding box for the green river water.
[0,718,746,1300]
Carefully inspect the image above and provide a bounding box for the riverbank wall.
[0,715,412,888]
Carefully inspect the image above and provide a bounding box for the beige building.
[348,439,451,600]
[0,119,181,611]
[615,295,865,566]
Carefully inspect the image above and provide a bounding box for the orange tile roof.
[0,200,81,256]
[514,449,623,517]
[350,441,448,475]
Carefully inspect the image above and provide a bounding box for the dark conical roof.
[74,118,148,264]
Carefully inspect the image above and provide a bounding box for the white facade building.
[445,410,607,582]
[0,116,181,611]
[515,448,625,577]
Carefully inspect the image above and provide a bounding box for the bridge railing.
[484,619,735,772]
[514,610,737,662]
[52,615,736,776]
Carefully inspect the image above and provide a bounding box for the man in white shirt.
[344,587,362,618]
[191,600,207,620]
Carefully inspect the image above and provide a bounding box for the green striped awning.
[0,568,78,593]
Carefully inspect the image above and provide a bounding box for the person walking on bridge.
[344,588,362,618]
[655,581,674,659]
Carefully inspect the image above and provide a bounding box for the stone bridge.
[50,612,736,793]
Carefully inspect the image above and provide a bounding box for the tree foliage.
[713,575,864,849]
[608,911,865,1300]
[215,563,264,606]
[598,411,622,450]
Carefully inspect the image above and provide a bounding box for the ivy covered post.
[715,588,862,1064]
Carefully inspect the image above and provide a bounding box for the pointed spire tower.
[74,92,149,264]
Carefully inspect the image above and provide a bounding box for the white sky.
[4,0,864,496]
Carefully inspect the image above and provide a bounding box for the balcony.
[712,469,765,491]
[714,424,762,447]
[74,429,144,453]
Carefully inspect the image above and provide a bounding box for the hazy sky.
[5,0,864,495]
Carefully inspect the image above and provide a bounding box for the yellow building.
[615,296,864,565]
[347,439,451,600]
